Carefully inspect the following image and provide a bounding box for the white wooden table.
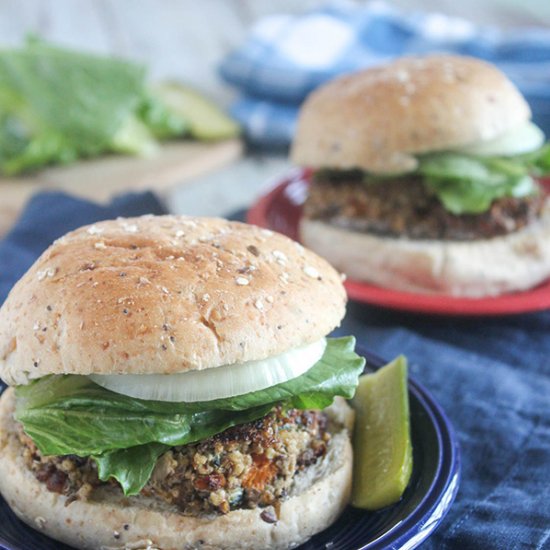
[2,0,550,219]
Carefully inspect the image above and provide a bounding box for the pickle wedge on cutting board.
[351,355,413,510]
[153,82,239,141]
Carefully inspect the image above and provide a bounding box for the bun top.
[291,55,531,173]
[0,216,346,385]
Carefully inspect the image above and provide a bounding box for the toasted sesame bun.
[0,389,353,550]
[0,216,346,386]
[291,55,531,174]
[301,198,550,297]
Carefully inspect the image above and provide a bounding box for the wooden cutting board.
[0,138,243,236]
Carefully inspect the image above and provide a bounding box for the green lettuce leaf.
[15,337,364,453]
[137,93,188,140]
[0,113,28,164]
[419,153,516,183]
[416,152,540,214]
[17,386,274,456]
[94,443,168,495]
[0,130,79,175]
[513,143,550,175]
[109,114,158,156]
[424,175,537,214]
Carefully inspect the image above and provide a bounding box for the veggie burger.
[0,216,364,549]
[292,54,550,297]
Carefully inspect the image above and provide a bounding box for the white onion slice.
[456,121,544,157]
[89,339,327,402]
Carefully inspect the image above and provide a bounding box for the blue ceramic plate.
[0,347,460,550]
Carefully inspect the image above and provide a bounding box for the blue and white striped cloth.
[220,2,550,147]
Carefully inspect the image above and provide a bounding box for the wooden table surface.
[2,0,549,220]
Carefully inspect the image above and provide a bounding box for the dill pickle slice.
[153,82,240,141]
[351,355,413,510]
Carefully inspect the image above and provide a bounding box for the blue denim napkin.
[0,194,549,548]
[220,2,550,146]
[338,304,550,549]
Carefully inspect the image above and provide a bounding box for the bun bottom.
[301,200,550,297]
[0,389,353,550]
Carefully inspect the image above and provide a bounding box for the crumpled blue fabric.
[219,2,550,147]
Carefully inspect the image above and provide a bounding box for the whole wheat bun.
[291,55,531,173]
[0,389,353,550]
[301,198,550,297]
[0,216,346,386]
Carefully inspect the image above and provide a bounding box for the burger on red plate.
[0,216,364,549]
[291,55,550,297]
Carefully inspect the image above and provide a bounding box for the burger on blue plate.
[0,216,364,549]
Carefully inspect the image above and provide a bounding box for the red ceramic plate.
[247,169,550,316]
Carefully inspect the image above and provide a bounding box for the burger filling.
[305,173,545,240]
[305,144,550,240]
[18,406,330,515]
[12,337,364,514]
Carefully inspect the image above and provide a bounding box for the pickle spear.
[153,82,240,141]
[351,355,413,510]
